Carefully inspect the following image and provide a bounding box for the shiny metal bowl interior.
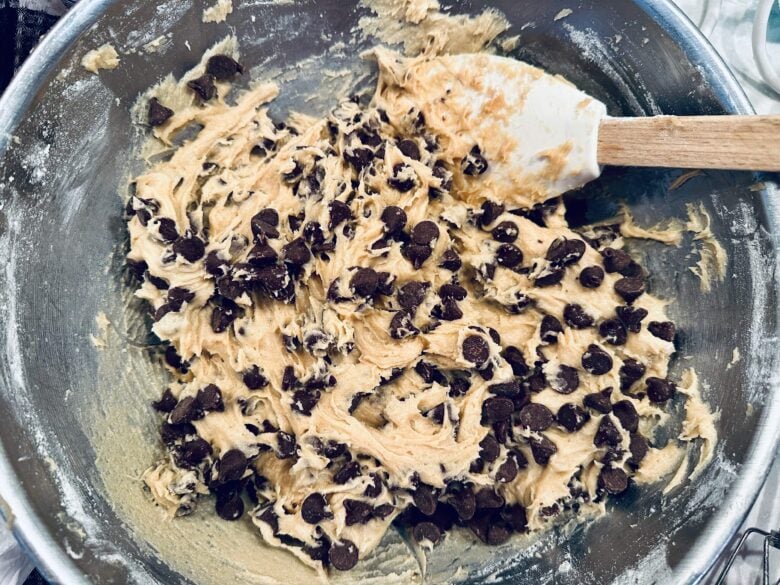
[0,0,779,583]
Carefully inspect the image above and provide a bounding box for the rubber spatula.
[385,52,780,206]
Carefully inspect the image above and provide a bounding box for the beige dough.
[127,46,717,575]
[203,0,233,24]
[81,44,120,73]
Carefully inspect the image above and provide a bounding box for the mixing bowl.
[0,0,779,583]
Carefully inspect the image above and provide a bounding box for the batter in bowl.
[128,44,715,573]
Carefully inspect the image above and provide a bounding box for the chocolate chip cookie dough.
[128,46,716,574]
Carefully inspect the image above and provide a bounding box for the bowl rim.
[0,0,778,584]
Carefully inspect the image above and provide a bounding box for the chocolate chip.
[439,249,462,271]
[478,201,505,228]
[582,344,614,375]
[164,346,188,372]
[449,376,471,397]
[584,388,613,414]
[248,242,277,267]
[495,455,519,483]
[502,504,528,533]
[579,266,604,288]
[257,504,279,533]
[615,276,646,303]
[405,243,432,268]
[215,487,244,521]
[612,400,639,433]
[601,248,633,273]
[359,473,382,498]
[412,484,437,516]
[251,214,280,241]
[475,488,504,509]
[160,422,195,445]
[332,460,361,485]
[482,397,514,423]
[204,251,228,277]
[479,435,500,463]
[449,485,476,520]
[282,237,311,266]
[187,74,216,101]
[462,145,488,176]
[598,466,629,495]
[540,315,563,344]
[564,304,594,329]
[206,55,243,80]
[619,358,647,392]
[518,403,554,431]
[389,310,419,339]
[344,499,373,526]
[529,435,557,465]
[169,396,204,424]
[156,217,179,243]
[439,283,467,301]
[379,206,406,237]
[486,523,511,545]
[345,147,374,171]
[329,540,359,571]
[628,433,649,467]
[326,200,351,230]
[349,267,379,298]
[594,416,622,447]
[414,361,446,385]
[501,346,529,376]
[281,366,299,391]
[218,449,248,483]
[413,521,441,545]
[153,388,178,412]
[397,139,421,160]
[388,163,416,192]
[493,243,523,269]
[646,377,676,403]
[292,389,320,415]
[412,221,440,246]
[301,493,330,524]
[492,221,518,243]
[599,318,628,346]
[557,403,590,432]
[616,306,648,333]
[197,384,224,412]
[177,437,212,467]
[648,321,676,342]
[241,365,267,390]
[463,335,490,366]
[148,97,174,126]
[488,381,522,399]
[434,299,463,321]
[396,281,427,312]
[547,238,586,266]
[551,365,579,394]
[276,431,297,459]
[173,234,206,262]
[127,258,148,282]
[534,266,565,287]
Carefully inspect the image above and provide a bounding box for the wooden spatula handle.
[597,115,780,171]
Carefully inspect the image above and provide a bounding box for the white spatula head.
[372,50,607,208]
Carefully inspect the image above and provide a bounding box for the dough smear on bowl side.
[124,43,717,574]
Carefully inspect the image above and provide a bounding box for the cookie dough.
[128,49,715,574]
[81,44,120,74]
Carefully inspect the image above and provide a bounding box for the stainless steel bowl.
[1,1,778,583]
